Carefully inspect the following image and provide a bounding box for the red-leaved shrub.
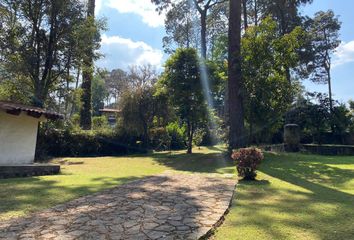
[231,148,264,180]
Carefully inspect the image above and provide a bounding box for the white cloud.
[95,0,103,15]
[97,34,163,70]
[100,0,165,28]
[333,41,354,68]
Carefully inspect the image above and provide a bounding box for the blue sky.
[96,0,354,103]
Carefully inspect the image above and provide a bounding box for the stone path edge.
[200,183,237,240]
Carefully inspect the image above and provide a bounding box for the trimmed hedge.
[301,132,354,145]
[35,129,146,160]
[302,144,354,156]
[262,144,354,156]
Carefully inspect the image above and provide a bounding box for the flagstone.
[0,172,236,240]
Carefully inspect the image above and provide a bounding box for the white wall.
[0,110,41,165]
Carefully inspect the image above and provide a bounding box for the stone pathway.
[0,172,236,240]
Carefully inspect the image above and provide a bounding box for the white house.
[0,101,62,165]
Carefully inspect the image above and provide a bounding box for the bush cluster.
[35,127,146,160]
[149,127,172,151]
[165,122,186,150]
[231,148,264,180]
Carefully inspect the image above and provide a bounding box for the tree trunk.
[242,0,248,30]
[200,10,207,59]
[327,63,335,133]
[228,0,245,150]
[285,66,291,84]
[249,116,253,144]
[32,2,58,107]
[80,0,95,130]
[187,121,193,154]
[254,0,258,26]
[327,68,333,113]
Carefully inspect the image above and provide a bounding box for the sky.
[96,0,354,103]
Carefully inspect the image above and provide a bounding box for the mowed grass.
[0,146,234,220]
[214,153,354,240]
[1,147,353,240]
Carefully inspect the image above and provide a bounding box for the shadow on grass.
[0,174,234,239]
[0,146,235,221]
[224,153,354,240]
[264,152,354,189]
[238,179,270,185]
[150,147,235,174]
[0,175,139,220]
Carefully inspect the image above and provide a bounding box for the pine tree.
[228,0,245,149]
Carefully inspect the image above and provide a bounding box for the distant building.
[0,101,63,165]
[99,108,121,127]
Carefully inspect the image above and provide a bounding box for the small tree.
[119,88,156,147]
[160,48,207,154]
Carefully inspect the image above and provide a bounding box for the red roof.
[0,101,63,120]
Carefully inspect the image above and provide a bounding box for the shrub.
[150,127,171,151]
[193,128,206,147]
[92,116,109,130]
[35,126,146,160]
[231,147,264,180]
[166,121,186,150]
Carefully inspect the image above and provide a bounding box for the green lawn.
[214,153,354,240]
[1,148,353,240]
[0,146,234,220]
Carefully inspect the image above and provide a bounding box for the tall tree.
[192,0,226,58]
[151,0,226,59]
[80,0,95,129]
[228,0,245,149]
[127,64,158,91]
[245,0,313,84]
[266,0,312,84]
[105,68,129,104]
[162,1,200,53]
[242,0,248,30]
[242,17,305,142]
[160,48,207,154]
[307,10,341,113]
[0,0,87,107]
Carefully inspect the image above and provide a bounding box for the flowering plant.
[231,148,264,180]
